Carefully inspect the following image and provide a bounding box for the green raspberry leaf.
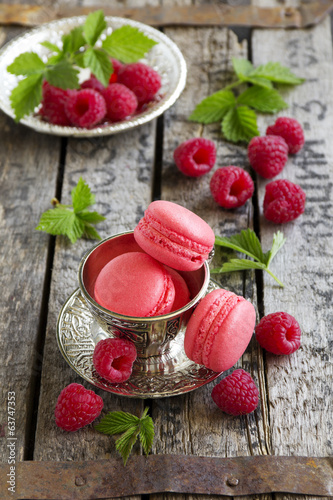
[139,414,155,456]
[95,411,140,435]
[102,25,158,63]
[232,58,254,79]
[62,26,86,55]
[7,52,46,76]
[36,207,85,244]
[83,47,112,87]
[222,105,259,143]
[250,62,305,85]
[9,73,43,121]
[188,90,235,124]
[71,177,95,213]
[40,41,61,54]
[44,60,80,89]
[115,427,140,466]
[77,210,106,224]
[237,85,288,113]
[84,10,107,47]
[264,230,286,267]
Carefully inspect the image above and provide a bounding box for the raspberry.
[210,166,254,208]
[118,62,161,104]
[266,117,304,154]
[255,312,301,355]
[81,75,105,93]
[248,135,288,178]
[39,81,72,126]
[263,179,306,223]
[101,83,138,122]
[109,58,123,83]
[64,88,106,128]
[93,338,137,383]
[211,369,259,416]
[55,383,103,432]
[173,138,216,177]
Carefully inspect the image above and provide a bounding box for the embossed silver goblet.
[78,231,210,374]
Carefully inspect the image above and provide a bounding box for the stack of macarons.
[93,199,256,373]
[93,200,215,317]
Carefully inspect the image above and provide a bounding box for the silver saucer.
[56,284,222,398]
[0,16,187,137]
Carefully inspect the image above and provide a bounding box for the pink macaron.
[184,288,256,372]
[134,200,215,272]
[94,252,175,317]
[165,266,191,312]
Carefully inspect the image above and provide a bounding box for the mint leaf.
[213,229,285,287]
[250,62,305,85]
[7,52,45,76]
[237,86,288,113]
[84,10,107,47]
[188,90,235,124]
[222,105,259,143]
[83,47,111,87]
[44,60,80,89]
[36,178,104,243]
[71,177,95,212]
[95,407,154,465]
[102,25,158,63]
[232,58,253,79]
[10,73,43,121]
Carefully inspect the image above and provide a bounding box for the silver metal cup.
[78,231,210,374]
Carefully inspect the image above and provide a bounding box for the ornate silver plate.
[0,16,187,137]
[57,285,222,398]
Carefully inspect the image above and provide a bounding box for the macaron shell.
[94,252,175,317]
[164,266,191,312]
[184,288,255,372]
[134,200,215,271]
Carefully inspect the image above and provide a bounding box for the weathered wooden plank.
[149,23,271,500]
[0,109,62,463]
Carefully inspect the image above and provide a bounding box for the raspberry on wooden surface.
[255,312,301,355]
[173,137,216,177]
[211,369,259,416]
[93,338,137,383]
[64,88,107,128]
[263,179,306,224]
[248,135,288,178]
[210,166,254,208]
[101,83,138,122]
[55,383,103,432]
[118,62,161,104]
[266,117,304,154]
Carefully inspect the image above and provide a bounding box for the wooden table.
[0,0,332,499]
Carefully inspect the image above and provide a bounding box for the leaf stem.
[222,79,242,92]
[265,268,284,287]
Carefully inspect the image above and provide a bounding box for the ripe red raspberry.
[64,88,106,128]
[210,166,254,208]
[55,383,103,432]
[101,83,138,122]
[39,81,72,126]
[118,62,161,104]
[81,75,105,93]
[255,312,301,355]
[263,179,306,223]
[248,135,288,178]
[266,117,304,154]
[211,369,259,416]
[109,58,123,83]
[93,338,137,383]
[173,138,216,177]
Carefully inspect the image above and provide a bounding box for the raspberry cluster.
[40,61,161,128]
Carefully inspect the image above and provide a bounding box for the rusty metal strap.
[1,455,332,499]
[0,2,333,29]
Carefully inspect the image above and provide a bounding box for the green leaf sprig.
[36,177,105,243]
[211,228,286,287]
[7,10,158,121]
[95,408,155,465]
[189,58,305,144]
